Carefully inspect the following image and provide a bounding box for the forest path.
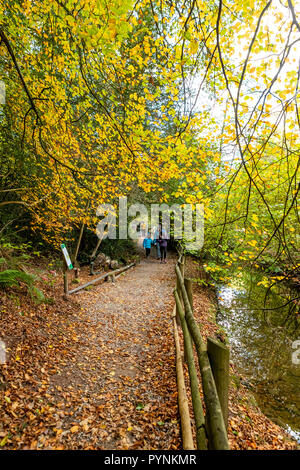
[48,253,180,450]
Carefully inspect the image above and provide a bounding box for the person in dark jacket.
[154,224,167,260]
[158,234,167,263]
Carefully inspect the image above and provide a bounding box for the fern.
[28,285,45,302]
[0,269,45,301]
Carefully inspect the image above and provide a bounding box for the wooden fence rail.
[173,253,230,450]
[65,262,135,295]
[172,304,195,450]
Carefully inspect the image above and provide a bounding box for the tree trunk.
[74,199,90,263]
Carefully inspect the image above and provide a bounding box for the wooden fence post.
[207,337,230,430]
[63,261,68,295]
[90,261,94,276]
[175,256,186,326]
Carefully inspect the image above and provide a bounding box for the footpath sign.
[60,244,73,270]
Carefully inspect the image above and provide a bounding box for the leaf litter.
[0,257,179,450]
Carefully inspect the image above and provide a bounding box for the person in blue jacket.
[143,233,153,258]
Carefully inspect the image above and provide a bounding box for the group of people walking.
[142,224,168,263]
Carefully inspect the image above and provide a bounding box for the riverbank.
[184,256,298,450]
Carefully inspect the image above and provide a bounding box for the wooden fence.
[63,262,136,295]
[173,252,230,450]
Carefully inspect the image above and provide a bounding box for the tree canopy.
[0,0,299,276]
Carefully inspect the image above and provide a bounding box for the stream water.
[216,269,300,442]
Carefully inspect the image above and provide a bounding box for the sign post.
[60,244,73,295]
[61,244,73,270]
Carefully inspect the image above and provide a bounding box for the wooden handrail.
[174,289,207,449]
[174,258,230,450]
[172,305,195,450]
[68,263,135,295]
